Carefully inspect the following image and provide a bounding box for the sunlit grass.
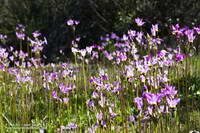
[0,55,199,132]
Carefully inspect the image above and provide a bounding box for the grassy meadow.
[0,19,200,133]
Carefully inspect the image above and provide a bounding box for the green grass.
[0,55,200,133]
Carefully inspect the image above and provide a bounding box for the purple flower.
[161,85,177,97]
[92,91,99,98]
[32,31,41,38]
[137,64,149,73]
[49,72,58,81]
[159,75,169,83]
[62,123,77,130]
[110,113,117,119]
[184,29,196,43]
[125,65,134,77]
[143,92,161,105]
[157,50,167,57]
[100,35,109,41]
[158,105,165,113]
[16,32,25,40]
[90,77,103,86]
[88,125,97,133]
[96,112,103,120]
[98,95,106,107]
[52,91,59,99]
[101,74,109,81]
[16,24,26,40]
[92,51,99,59]
[122,34,129,41]
[166,98,180,108]
[151,38,163,45]
[175,53,185,62]
[112,81,122,92]
[0,34,7,39]
[116,52,127,63]
[151,24,159,36]
[16,24,25,31]
[80,49,87,57]
[67,19,74,26]
[136,31,144,44]
[171,24,179,31]
[62,98,69,104]
[134,97,143,110]
[86,46,93,54]
[194,26,200,34]
[171,24,185,38]
[128,115,136,122]
[147,106,153,115]
[101,121,107,127]
[18,50,28,58]
[135,18,145,26]
[110,33,119,39]
[144,55,152,62]
[128,30,136,39]
[103,51,113,60]
[86,100,95,107]
[59,83,75,93]
[66,19,80,26]
[0,47,8,59]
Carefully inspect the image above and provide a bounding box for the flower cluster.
[171,24,199,43]
[87,69,122,130]
[15,24,26,40]
[28,31,47,53]
[66,19,80,26]
[134,85,180,121]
